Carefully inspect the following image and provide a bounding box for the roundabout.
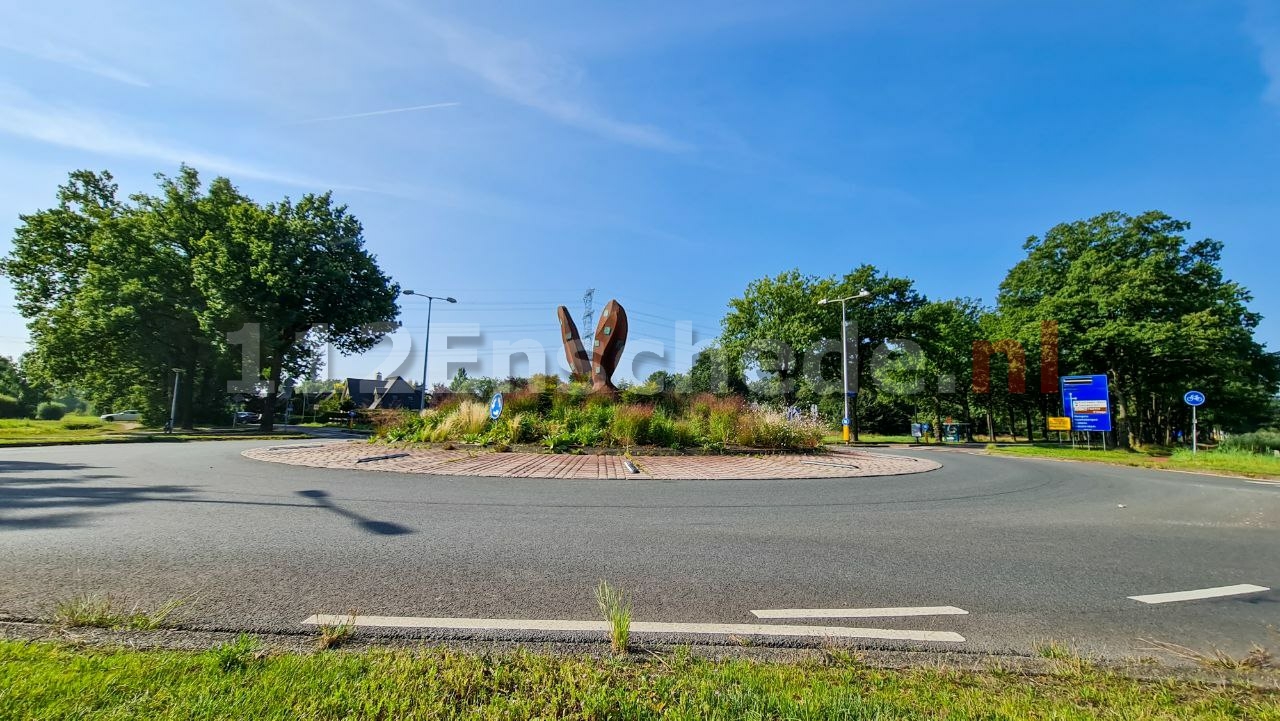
[241,442,940,480]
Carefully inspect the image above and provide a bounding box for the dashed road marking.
[301,614,964,642]
[1128,584,1270,604]
[751,605,968,619]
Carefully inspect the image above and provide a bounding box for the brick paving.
[242,442,940,480]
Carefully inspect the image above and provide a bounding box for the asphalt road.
[1,440,1276,658]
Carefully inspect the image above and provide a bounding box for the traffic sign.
[1047,416,1072,431]
[489,392,503,420]
[1060,374,1112,432]
[1183,390,1205,407]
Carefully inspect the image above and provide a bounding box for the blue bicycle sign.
[1183,390,1205,407]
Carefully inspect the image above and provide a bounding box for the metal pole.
[1192,406,1197,455]
[419,296,434,413]
[840,298,850,444]
[167,370,181,434]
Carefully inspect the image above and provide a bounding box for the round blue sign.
[1183,390,1206,407]
[489,392,504,420]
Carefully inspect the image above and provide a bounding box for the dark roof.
[345,376,422,409]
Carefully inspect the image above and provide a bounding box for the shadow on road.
[296,489,413,536]
[0,461,410,536]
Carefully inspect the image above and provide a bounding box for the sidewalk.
[243,443,941,480]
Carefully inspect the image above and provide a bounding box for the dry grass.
[315,612,357,651]
[1141,638,1276,670]
[54,593,184,630]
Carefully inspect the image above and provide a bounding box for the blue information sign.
[1060,374,1112,432]
[489,392,503,420]
[1183,390,1205,407]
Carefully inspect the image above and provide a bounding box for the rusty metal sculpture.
[557,299,628,392]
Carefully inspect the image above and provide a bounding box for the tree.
[997,211,1279,446]
[720,266,924,438]
[875,299,985,441]
[2,168,250,426]
[193,192,400,431]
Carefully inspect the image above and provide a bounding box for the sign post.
[1183,390,1205,454]
[1061,375,1112,450]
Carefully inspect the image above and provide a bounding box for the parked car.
[234,411,261,424]
[99,410,141,422]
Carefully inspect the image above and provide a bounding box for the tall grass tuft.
[451,401,490,436]
[609,405,653,446]
[595,581,632,655]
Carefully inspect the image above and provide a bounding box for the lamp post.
[402,290,457,412]
[818,290,870,443]
[166,367,183,434]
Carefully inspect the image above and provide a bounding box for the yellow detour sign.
[1047,417,1072,431]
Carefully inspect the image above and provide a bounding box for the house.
[344,373,422,410]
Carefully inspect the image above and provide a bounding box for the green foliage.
[4,167,400,432]
[35,402,67,420]
[0,394,22,419]
[374,384,824,451]
[193,189,400,430]
[998,211,1280,445]
[1218,431,1280,454]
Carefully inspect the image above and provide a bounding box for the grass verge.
[0,639,1276,719]
[986,443,1280,479]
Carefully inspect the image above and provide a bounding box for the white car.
[99,410,141,422]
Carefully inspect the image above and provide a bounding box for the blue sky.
[2,0,1279,385]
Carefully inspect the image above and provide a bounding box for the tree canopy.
[715,211,1278,445]
[2,166,400,429]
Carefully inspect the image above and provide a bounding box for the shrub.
[368,409,410,436]
[647,409,678,448]
[609,405,653,446]
[1218,431,1280,454]
[36,402,68,421]
[0,394,21,419]
[504,389,542,415]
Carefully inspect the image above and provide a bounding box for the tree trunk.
[1108,370,1133,448]
[259,356,282,433]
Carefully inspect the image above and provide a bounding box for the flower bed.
[374,383,825,452]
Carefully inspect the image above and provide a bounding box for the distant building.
[344,373,422,410]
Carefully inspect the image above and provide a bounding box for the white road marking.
[1128,584,1270,604]
[301,615,964,642]
[751,606,968,619]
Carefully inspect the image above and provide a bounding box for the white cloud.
[1246,0,1280,108]
[386,3,690,152]
[0,39,149,87]
[0,85,354,191]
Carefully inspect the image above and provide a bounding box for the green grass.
[0,639,1276,719]
[1167,448,1280,478]
[595,581,632,655]
[987,443,1280,479]
[0,416,310,447]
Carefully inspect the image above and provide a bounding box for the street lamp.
[818,289,871,443]
[166,367,184,434]
[402,290,457,412]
